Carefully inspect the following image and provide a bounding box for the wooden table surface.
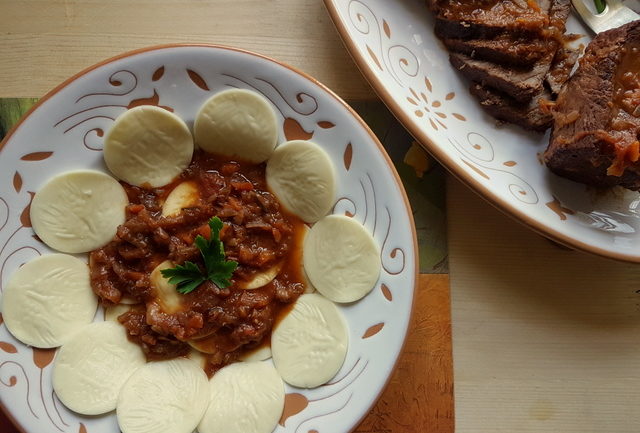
[3,1,640,433]
[0,1,453,432]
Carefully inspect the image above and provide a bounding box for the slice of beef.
[544,21,640,190]
[467,45,579,131]
[436,0,570,68]
[433,0,555,40]
[448,43,576,106]
[441,35,551,66]
[445,0,571,101]
[470,83,553,131]
[446,0,571,101]
[450,50,556,102]
[544,44,581,95]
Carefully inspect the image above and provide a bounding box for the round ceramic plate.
[0,45,417,433]
[325,0,640,262]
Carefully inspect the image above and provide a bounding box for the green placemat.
[0,98,447,273]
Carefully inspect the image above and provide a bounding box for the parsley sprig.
[160,217,238,294]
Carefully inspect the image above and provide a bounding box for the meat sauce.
[89,150,306,375]
[437,0,549,30]
[606,43,640,176]
[613,43,640,119]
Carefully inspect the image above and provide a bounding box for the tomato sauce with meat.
[89,150,307,375]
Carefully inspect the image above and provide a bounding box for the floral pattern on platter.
[0,46,416,433]
[344,1,542,207]
[328,0,640,261]
[407,78,466,132]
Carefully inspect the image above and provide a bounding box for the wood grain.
[0,0,375,100]
[448,177,640,433]
[355,274,454,433]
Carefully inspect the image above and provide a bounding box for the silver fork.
[571,0,640,33]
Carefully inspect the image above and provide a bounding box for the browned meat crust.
[544,20,640,189]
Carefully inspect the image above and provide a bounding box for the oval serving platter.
[0,45,417,433]
[324,0,640,262]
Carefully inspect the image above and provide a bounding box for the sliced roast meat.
[545,20,640,190]
[438,0,570,67]
[441,35,551,67]
[446,0,571,102]
[467,43,579,131]
[450,50,556,102]
[430,0,573,131]
[544,45,581,96]
[432,0,555,40]
[470,84,553,132]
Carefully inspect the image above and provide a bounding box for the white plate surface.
[0,45,417,433]
[325,0,640,262]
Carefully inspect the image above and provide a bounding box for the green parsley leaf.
[209,259,238,288]
[160,216,238,294]
[175,276,207,295]
[594,0,606,13]
[160,261,206,294]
